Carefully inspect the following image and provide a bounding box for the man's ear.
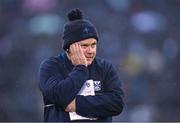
[66,49,70,54]
[66,49,72,60]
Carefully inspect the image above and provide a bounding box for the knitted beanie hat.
[62,8,98,50]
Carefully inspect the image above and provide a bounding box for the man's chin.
[87,60,93,66]
[86,57,95,66]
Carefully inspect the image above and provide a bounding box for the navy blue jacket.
[39,53,124,122]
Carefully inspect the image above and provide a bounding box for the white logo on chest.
[93,81,101,91]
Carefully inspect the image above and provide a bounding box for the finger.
[76,43,82,58]
[69,44,78,64]
[78,44,85,59]
[70,43,78,59]
[72,43,81,64]
[65,106,71,112]
[69,43,76,54]
[75,43,82,63]
[77,44,87,66]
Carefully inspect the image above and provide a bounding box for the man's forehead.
[79,38,97,44]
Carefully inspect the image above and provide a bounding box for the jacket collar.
[61,52,96,69]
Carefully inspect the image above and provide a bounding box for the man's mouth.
[86,57,93,61]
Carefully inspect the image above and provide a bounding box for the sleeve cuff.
[74,65,88,72]
[76,95,92,117]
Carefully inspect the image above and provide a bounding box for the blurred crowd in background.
[0,0,180,121]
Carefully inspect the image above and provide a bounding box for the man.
[39,8,124,122]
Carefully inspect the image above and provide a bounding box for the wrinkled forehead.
[78,38,97,45]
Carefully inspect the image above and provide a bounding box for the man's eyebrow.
[80,42,97,46]
[92,42,97,45]
[80,44,89,46]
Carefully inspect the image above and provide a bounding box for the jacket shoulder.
[95,57,120,77]
[39,55,63,69]
[95,57,113,70]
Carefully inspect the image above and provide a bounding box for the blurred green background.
[0,0,180,121]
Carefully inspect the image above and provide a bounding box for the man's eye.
[81,45,87,48]
[80,44,96,48]
[91,44,96,48]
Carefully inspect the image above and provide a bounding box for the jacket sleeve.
[38,57,88,109]
[76,63,124,118]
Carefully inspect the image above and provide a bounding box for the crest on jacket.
[93,81,101,91]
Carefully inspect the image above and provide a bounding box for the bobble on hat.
[62,8,98,50]
[67,9,83,21]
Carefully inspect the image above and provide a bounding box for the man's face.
[79,38,97,65]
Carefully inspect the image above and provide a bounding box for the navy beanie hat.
[62,8,98,50]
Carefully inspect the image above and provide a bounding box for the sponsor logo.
[83,27,89,33]
[93,81,101,91]
[86,82,90,87]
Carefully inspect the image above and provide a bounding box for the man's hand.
[68,43,87,67]
[65,99,76,112]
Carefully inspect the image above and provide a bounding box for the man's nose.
[86,46,93,52]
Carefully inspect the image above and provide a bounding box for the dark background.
[0,0,180,121]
